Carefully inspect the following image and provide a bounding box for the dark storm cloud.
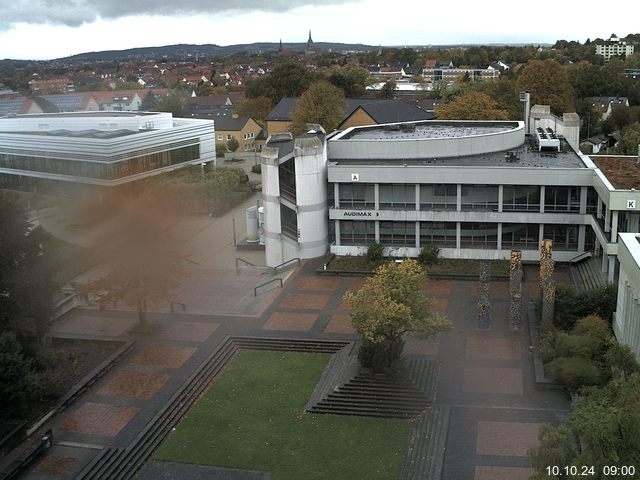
[1,0,343,30]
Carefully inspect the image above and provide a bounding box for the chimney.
[519,91,531,133]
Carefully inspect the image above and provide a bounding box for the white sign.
[351,173,359,182]
[627,199,637,209]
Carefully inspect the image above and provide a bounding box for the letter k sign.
[628,200,636,209]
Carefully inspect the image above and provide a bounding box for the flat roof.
[590,155,640,190]
[10,111,158,119]
[340,121,518,141]
[8,128,141,139]
[330,136,587,169]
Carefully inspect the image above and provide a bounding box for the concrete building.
[0,111,215,196]
[615,233,640,361]
[259,107,640,291]
[595,34,635,62]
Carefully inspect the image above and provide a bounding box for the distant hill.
[59,42,378,62]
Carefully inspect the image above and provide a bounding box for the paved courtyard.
[17,256,572,480]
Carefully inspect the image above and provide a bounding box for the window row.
[338,220,579,251]
[335,184,585,213]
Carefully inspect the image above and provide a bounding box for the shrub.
[552,286,618,331]
[605,342,640,379]
[215,143,226,158]
[418,245,439,265]
[366,242,384,262]
[571,315,612,345]
[546,356,602,389]
[552,333,600,359]
[358,338,405,376]
[251,164,262,174]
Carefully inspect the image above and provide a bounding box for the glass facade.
[461,185,499,211]
[278,158,296,202]
[380,221,416,246]
[544,186,580,213]
[280,204,298,240]
[340,220,375,246]
[543,224,578,251]
[460,222,498,248]
[502,223,539,249]
[419,221,456,247]
[339,183,374,209]
[379,184,415,209]
[0,144,200,180]
[502,185,541,211]
[420,184,457,210]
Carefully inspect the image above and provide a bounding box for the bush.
[366,242,384,262]
[215,143,226,158]
[553,286,618,331]
[571,315,612,345]
[251,164,262,174]
[546,356,602,389]
[605,342,640,379]
[418,245,439,265]
[552,333,600,359]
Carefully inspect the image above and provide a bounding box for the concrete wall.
[615,233,640,361]
[529,105,580,151]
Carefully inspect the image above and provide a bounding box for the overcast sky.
[0,0,637,60]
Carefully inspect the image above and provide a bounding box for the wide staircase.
[573,257,607,292]
[308,356,439,419]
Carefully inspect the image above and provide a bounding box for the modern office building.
[614,233,640,360]
[0,111,215,196]
[260,108,640,288]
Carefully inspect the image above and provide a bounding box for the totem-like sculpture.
[477,260,491,330]
[539,239,556,325]
[541,279,556,325]
[509,249,523,330]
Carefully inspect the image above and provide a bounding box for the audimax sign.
[342,211,379,217]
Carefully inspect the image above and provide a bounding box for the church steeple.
[307,30,313,47]
[279,38,282,54]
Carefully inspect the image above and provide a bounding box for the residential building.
[595,34,634,62]
[20,94,99,114]
[213,115,263,152]
[0,111,215,196]
[587,97,630,120]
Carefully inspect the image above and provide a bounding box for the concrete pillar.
[611,211,619,243]
[335,220,341,246]
[375,221,380,242]
[539,224,545,244]
[597,197,603,219]
[456,184,462,212]
[602,249,608,273]
[415,221,420,248]
[578,225,586,252]
[374,183,379,210]
[415,184,420,212]
[498,185,503,213]
[608,255,616,284]
[497,223,503,250]
[456,222,461,250]
[539,185,545,213]
[334,183,340,208]
[605,205,611,233]
[579,186,588,215]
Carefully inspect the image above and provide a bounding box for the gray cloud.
[1,0,344,30]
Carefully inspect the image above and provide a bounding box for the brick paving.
[475,421,542,456]
[60,402,140,437]
[262,311,319,331]
[98,370,170,400]
[132,345,196,369]
[25,257,572,480]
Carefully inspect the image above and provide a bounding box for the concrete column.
[456,222,461,250]
[374,183,379,210]
[578,225,586,252]
[611,211,619,243]
[579,186,588,215]
[539,223,545,243]
[415,184,420,211]
[608,255,616,284]
[334,220,341,246]
[375,220,380,242]
[497,223,503,250]
[456,184,462,212]
[415,222,420,248]
[602,249,608,273]
[605,205,611,232]
[597,197,603,219]
[498,185,503,213]
[539,185,545,213]
[334,183,340,208]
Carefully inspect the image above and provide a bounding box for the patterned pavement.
[21,260,571,480]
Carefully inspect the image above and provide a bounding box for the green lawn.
[156,350,410,480]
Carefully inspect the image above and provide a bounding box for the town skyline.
[1,0,638,60]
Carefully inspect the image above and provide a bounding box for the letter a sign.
[351,173,359,182]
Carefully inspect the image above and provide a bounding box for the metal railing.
[235,257,256,272]
[273,257,300,274]
[254,278,283,296]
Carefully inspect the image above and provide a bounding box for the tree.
[378,79,396,99]
[245,62,313,105]
[227,136,240,152]
[529,374,640,479]
[343,259,452,374]
[234,96,273,125]
[154,90,185,117]
[516,59,575,115]
[328,66,369,97]
[290,81,346,135]
[619,121,640,155]
[436,91,509,120]
[80,194,182,329]
[140,90,157,111]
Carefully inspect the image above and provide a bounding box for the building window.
[278,158,296,202]
[543,224,578,251]
[501,223,539,249]
[460,222,498,248]
[420,184,456,210]
[461,185,499,211]
[586,187,598,215]
[379,221,416,246]
[338,183,374,209]
[217,134,223,141]
[340,220,376,245]
[280,204,298,240]
[379,184,415,209]
[502,185,541,212]
[544,186,580,213]
[419,222,456,247]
